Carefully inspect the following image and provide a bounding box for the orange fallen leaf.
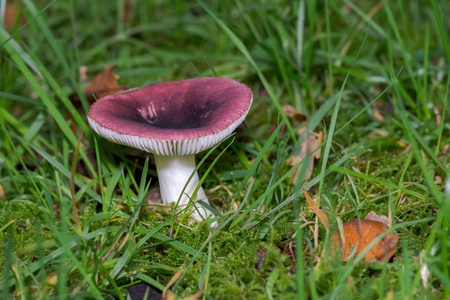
[330,219,399,262]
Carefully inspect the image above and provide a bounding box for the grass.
[0,0,449,299]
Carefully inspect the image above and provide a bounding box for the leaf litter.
[329,213,399,262]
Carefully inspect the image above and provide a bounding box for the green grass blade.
[197,0,297,142]
[318,26,369,202]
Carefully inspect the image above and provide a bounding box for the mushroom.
[88,77,252,224]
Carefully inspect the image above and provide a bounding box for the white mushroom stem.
[154,154,213,222]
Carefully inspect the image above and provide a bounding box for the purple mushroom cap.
[88,77,253,156]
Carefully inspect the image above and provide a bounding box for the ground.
[0,0,449,299]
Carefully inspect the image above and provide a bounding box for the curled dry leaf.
[282,104,308,125]
[69,65,128,107]
[84,65,128,100]
[330,219,399,262]
[272,104,309,137]
[291,132,323,184]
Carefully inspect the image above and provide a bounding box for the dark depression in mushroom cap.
[88,77,252,156]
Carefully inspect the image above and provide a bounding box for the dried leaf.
[273,104,309,137]
[330,219,399,262]
[79,65,89,83]
[364,211,389,227]
[255,249,268,270]
[163,291,176,300]
[5,3,26,29]
[147,186,161,205]
[84,65,128,100]
[371,129,389,137]
[209,185,233,196]
[386,288,395,300]
[46,272,58,286]
[162,266,184,300]
[282,104,308,125]
[373,109,385,121]
[162,265,204,300]
[434,176,443,184]
[434,106,441,127]
[291,132,322,184]
[303,189,329,232]
[183,290,204,300]
[69,65,128,107]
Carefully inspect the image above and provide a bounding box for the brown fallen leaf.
[84,65,128,100]
[282,104,308,124]
[69,65,128,107]
[330,219,399,262]
[255,249,268,270]
[290,132,323,184]
[271,104,309,138]
[146,186,161,206]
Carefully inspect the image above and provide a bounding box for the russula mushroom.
[88,77,252,224]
